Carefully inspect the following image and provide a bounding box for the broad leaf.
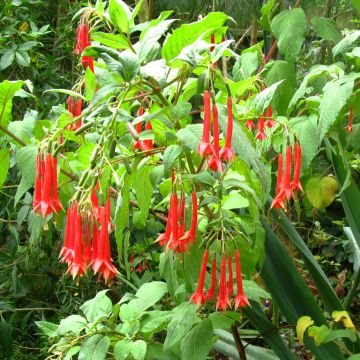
[109,0,130,33]
[0,80,24,127]
[0,149,10,189]
[311,16,342,43]
[92,32,130,50]
[333,30,360,57]
[271,8,306,62]
[78,334,110,360]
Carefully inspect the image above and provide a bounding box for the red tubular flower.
[92,206,117,282]
[39,153,53,216]
[245,119,255,131]
[74,99,83,129]
[134,106,144,149]
[255,118,267,140]
[264,106,276,128]
[139,121,153,151]
[191,249,209,308]
[291,143,304,193]
[234,250,250,309]
[33,153,44,211]
[75,24,90,55]
[208,104,223,172]
[68,211,86,279]
[197,91,212,157]
[179,191,198,245]
[168,192,182,252]
[346,103,353,133]
[67,97,75,116]
[216,258,228,311]
[60,203,77,264]
[271,153,286,209]
[204,257,217,301]
[91,220,99,272]
[81,56,94,73]
[219,97,235,162]
[227,257,234,299]
[210,34,215,52]
[82,221,92,266]
[178,193,186,238]
[50,156,63,213]
[282,145,293,200]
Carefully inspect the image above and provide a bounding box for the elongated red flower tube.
[210,34,215,52]
[282,145,293,200]
[197,91,212,157]
[139,121,153,151]
[167,192,179,251]
[208,104,223,172]
[255,117,266,140]
[50,156,63,213]
[234,250,250,309]
[346,103,353,133]
[67,97,75,115]
[179,191,198,246]
[134,106,144,149]
[245,119,255,131]
[227,257,234,299]
[81,56,94,72]
[191,249,209,308]
[39,153,53,216]
[75,24,90,55]
[291,143,303,193]
[219,97,235,162]
[178,192,186,238]
[74,99,83,129]
[216,258,228,311]
[204,257,217,301]
[68,211,86,279]
[264,106,275,128]
[60,204,76,264]
[271,153,286,209]
[33,153,43,210]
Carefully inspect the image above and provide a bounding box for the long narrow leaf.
[260,219,345,359]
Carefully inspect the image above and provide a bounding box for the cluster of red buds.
[33,152,62,217]
[191,249,250,311]
[75,23,94,73]
[156,174,198,253]
[133,105,154,151]
[346,103,353,133]
[246,106,275,140]
[66,97,83,131]
[59,188,117,282]
[197,90,235,172]
[271,142,303,210]
[129,253,149,272]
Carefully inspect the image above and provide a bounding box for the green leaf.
[114,339,131,360]
[109,0,130,33]
[80,290,113,323]
[128,281,168,315]
[176,124,202,150]
[311,17,342,43]
[222,192,249,210]
[15,145,37,205]
[352,0,360,14]
[271,8,306,62]
[296,316,314,344]
[0,149,10,189]
[140,310,172,333]
[290,115,318,168]
[162,12,228,62]
[318,78,354,142]
[35,321,58,337]
[259,0,276,31]
[0,80,24,127]
[263,61,296,115]
[164,303,200,351]
[57,315,87,335]
[129,340,147,360]
[180,319,213,360]
[118,50,140,81]
[163,145,182,174]
[133,165,153,226]
[305,176,337,209]
[78,335,110,360]
[85,66,96,101]
[15,51,30,67]
[253,80,284,115]
[324,329,357,343]
[64,346,81,360]
[243,280,271,302]
[0,51,15,70]
[139,19,176,63]
[92,32,130,50]
[239,51,258,79]
[308,325,331,346]
[333,30,360,57]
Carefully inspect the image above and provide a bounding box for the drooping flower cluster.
[133,105,154,151]
[33,152,62,217]
[197,90,235,172]
[191,249,250,311]
[75,23,94,73]
[246,106,275,140]
[66,97,83,131]
[156,187,198,253]
[60,190,117,282]
[271,142,303,210]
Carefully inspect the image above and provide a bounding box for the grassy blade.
[260,219,345,359]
